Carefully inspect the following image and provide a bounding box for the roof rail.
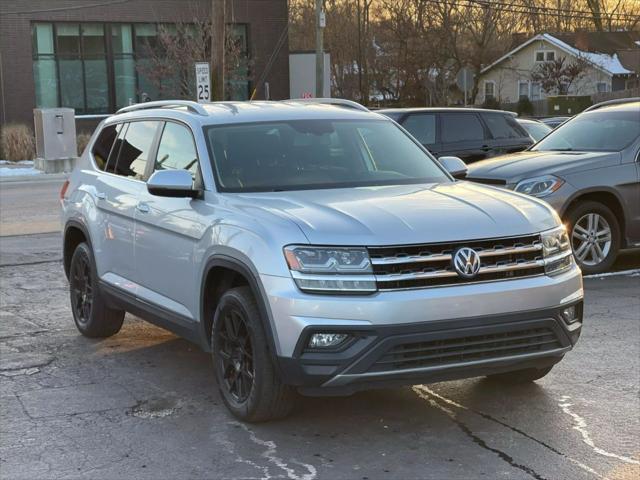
[584,97,640,112]
[116,100,209,116]
[283,98,369,112]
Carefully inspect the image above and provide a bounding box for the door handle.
[96,192,106,200]
[481,145,491,151]
[136,202,150,214]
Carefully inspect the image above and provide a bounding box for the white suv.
[61,99,584,422]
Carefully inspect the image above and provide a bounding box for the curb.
[0,172,69,183]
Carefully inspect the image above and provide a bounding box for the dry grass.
[77,132,92,156]
[0,124,36,161]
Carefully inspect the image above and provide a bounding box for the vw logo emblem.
[453,247,481,279]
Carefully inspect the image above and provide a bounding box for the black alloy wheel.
[216,307,255,403]
[70,250,94,325]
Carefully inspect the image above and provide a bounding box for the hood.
[466,150,621,183]
[231,182,558,246]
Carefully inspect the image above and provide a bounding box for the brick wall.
[0,0,289,126]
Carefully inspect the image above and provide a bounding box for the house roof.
[480,32,637,76]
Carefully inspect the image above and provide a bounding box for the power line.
[425,0,640,22]
[3,0,134,15]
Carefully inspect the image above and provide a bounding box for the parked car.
[61,99,583,422]
[379,108,533,163]
[467,99,640,274]
[540,116,571,129]
[517,118,552,142]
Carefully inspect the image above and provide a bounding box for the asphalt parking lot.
[1,178,639,480]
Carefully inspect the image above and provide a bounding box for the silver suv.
[62,99,584,422]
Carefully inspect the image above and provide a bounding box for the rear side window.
[154,122,199,179]
[441,113,485,142]
[484,113,527,139]
[92,124,120,170]
[402,114,436,144]
[111,121,159,180]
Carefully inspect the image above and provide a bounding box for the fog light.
[308,333,349,349]
[561,305,579,324]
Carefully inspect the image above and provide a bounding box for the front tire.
[487,366,553,383]
[69,242,124,338]
[212,286,296,422]
[566,201,620,274]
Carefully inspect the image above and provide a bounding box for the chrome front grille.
[368,234,545,290]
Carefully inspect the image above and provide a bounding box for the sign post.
[195,62,211,103]
[455,67,474,106]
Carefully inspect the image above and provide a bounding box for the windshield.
[533,110,639,152]
[520,121,552,142]
[204,119,450,192]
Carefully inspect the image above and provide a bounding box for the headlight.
[284,246,377,293]
[515,175,564,197]
[541,226,573,275]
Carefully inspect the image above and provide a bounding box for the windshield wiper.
[545,148,574,151]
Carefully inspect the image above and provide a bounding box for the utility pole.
[315,0,325,98]
[211,0,225,100]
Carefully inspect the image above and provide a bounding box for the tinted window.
[441,113,485,142]
[113,121,158,180]
[104,123,127,174]
[155,122,199,179]
[205,120,449,192]
[533,110,640,152]
[402,114,436,144]
[484,113,527,139]
[92,123,120,170]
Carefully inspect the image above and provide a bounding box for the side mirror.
[438,156,468,179]
[147,169,199,198]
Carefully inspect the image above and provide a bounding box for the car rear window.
[92,123,120,170]
[107,121,159,180]
[484,113,527,139]
[441,113,485,142]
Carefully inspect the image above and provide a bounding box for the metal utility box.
[33,108,77,160]
[289,52,331,99]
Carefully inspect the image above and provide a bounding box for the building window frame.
[518,80,530,99]
[484,80,496,101]
[32,21,252,114]
[535,50,556,63]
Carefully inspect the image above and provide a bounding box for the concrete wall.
[0,0,289,126]
[477,38,612,105]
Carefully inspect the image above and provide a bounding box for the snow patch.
[0,167,41,177]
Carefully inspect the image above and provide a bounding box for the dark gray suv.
[467,100,640,274]
[379,108,533,163]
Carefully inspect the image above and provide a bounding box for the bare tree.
[530,57,588,95]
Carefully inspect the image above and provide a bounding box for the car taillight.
[60,180,70,201]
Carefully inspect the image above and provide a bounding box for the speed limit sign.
[195,62,211,103]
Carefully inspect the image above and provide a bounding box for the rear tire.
[486,366,553,384]
[565,201,620,275]
[212,286,296,422]
[69,242,124,338]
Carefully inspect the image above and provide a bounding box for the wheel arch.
[63,220,92,280]
[562,189,627,247]
[199,255,281,366]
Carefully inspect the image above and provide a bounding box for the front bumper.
[261,266,583,394]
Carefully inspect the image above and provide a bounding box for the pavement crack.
[232,422,318,480]
[0,258,62,268]
[415,386,608,480]
[414,386,550,480]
